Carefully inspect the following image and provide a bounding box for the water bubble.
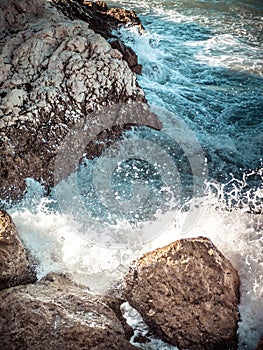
[54,102,208,249]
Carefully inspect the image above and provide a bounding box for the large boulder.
[124,237,240,350]
[0,273,138,350]
[0,0,161,200]
[0,210,36,291]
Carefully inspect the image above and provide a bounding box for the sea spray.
[2,0,262,348]
[5,167,262,349]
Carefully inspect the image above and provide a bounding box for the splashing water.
[3,167,262,349]
[1,0,263,348]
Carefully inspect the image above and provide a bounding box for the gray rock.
[0,273,138,350]
[0,210,36,291]
[0,0,161,200]
[124,237,240,350]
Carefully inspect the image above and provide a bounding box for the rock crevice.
[0,273,138,350]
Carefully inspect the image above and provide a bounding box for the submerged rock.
[0,0,161,200]
[0,210,36,291]
[0,273,137,350]
[124,237,240,350]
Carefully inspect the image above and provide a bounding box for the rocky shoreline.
[0,0,161,200]
[0,1,261,349]
[0,209,242,349]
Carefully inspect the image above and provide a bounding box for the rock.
[124,237,240,350]
[51,0,144,73]
[0,273,138,350]
[0,0,161,200]
[110,39,142,74]
[0,210,36,291]
[106,6,144,33]
[255,337,263,350]
[0,0,45,36]
[52,1,145,37]
[102,295,134,340]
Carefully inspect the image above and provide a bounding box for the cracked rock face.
[124,237,240,350]
[0,209,36,291]
[0,0,160,200]
[0,273,137,350]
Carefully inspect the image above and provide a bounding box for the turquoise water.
[109,0,263,188]
[107,1,263,348]
[3,1,263,349]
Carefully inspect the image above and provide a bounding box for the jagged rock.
[0,273,138,350]
[51,0,144,73]
[124,237,240,350]
[102,295,134,341]
[0,210,36,291]
[52,0,145,37]
[0,0,161,200]
[106,6,144,33]
[110,39,142,74]
[255,337,263,350]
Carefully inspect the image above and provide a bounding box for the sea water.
[2,0,263,349]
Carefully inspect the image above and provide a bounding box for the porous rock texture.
[0,0,161,200]
[0,273,138,350]
[0,209,36,291]
[51,1,144,38]
[124,237,240,350]
[51,0,144,73]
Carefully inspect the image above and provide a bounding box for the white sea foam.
[186,34,263,76]
[2,0,262,348]
[6,169,263,349]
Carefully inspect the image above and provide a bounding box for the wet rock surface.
[51,0,144,37]
[0,273,138,350]
[110,39,142,74]
[0,210,36,291]
[102,295,134,341]
[0,0,160,200]
[255,337,263,350]
[124,237,240,350]
[51,1,143,73]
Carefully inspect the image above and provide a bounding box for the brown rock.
[255,337,263,350]
[110,39,142,74]
[52,1,144,36]
[0,210,36,291]
[0,273,138,350]
[124,237,240,350]
[51,0,144,72]
[106,7,144,33]
[102,295,134,340]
